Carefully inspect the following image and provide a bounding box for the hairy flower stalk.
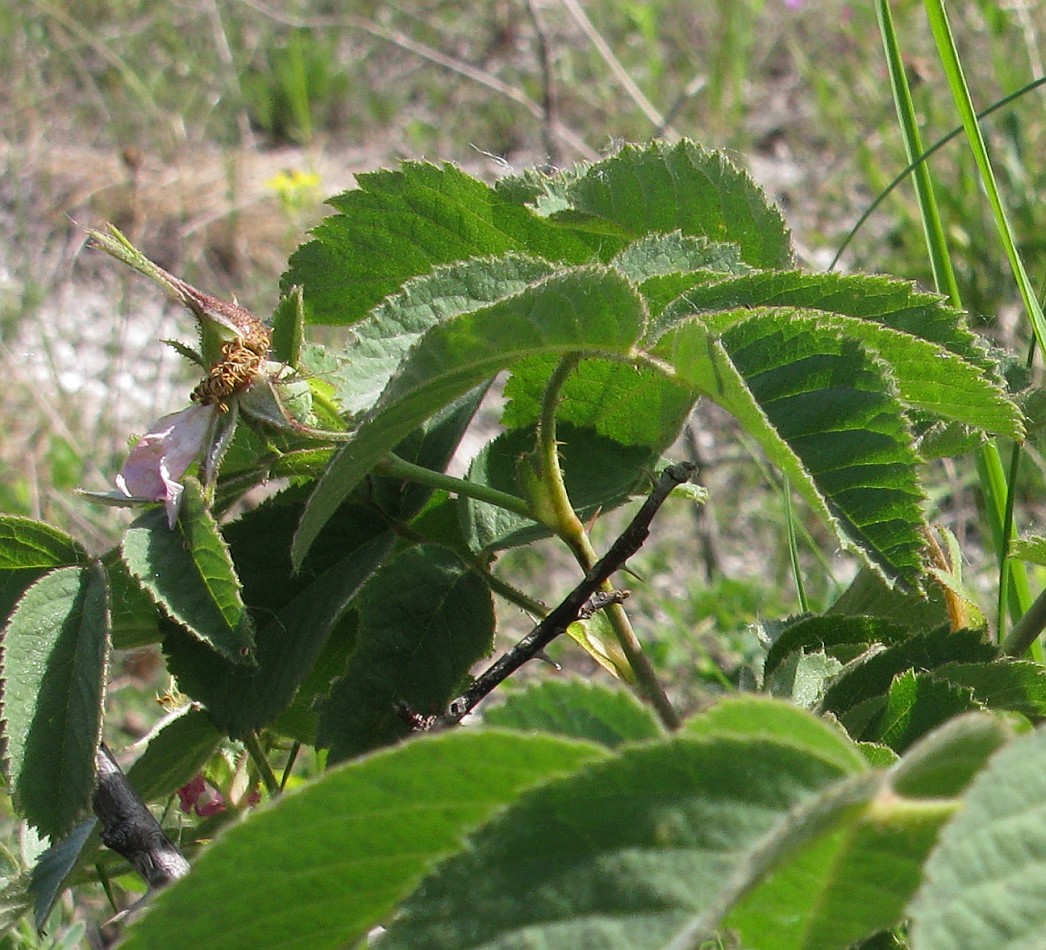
[83,225,279,526]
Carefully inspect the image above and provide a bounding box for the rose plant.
[2,139,1046,949]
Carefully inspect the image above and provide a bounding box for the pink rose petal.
[115,404,216,527]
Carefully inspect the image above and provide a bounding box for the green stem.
[386,517,548,619]
[535,355,587,557]
[782,475,809,613]
[280,741,301,792]
[536,356,680,730]
[483,569,549,618]
[245,732,280,799]
[376,453,533,520]
[1002,584,1046,658]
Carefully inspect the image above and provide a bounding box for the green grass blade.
[829,76,1046,272]
[880,0,1032,636]
[877,0,959,301]
[924,0,1046,353]
[923,0,1043,643]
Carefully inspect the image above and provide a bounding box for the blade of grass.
[829,75,1046,272]
[877,0,959,302]
[877,0,1032,643]
[923,0,1046,353]
[782,476,809,614]
[922,0,1041,652]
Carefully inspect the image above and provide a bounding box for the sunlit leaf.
[123,478,255,664]
[0,516,87,622]
[484,680,661,747]
[293,266,648,566]
[909,723,1046,950]
[121,731,605,950]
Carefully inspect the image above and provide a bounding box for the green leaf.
[653,270,991,368]
[122,479,255,665]
[0,880,31,940]
[610,231,750,283]
[269,286,304,366]
[332,255,554,415]
[380,732,859,949]
[292,265,648,566]
[889,712,1012,799]
[763,614,911,680]
[767,649,845,708]
[30,819,95,931]
[828,567,954,630]
[271,613,357,744]
[933,659,1046,718]
[669,303,1022,440]
[1,564,110,839]
[106,555,163,650]
[120,731,606,950]
[566,140,793,269]
[721,775,953,950]
[282,162,594,325]
[655,313,928,586]
[318,545,494,762]
[124,708,223,803]
[788,311,1018,436]
[908,724,1046,949]
[820,628,996,722]
[0,516,87,623]
[165,491,393,739]
[483,680,661,747]
[502,355,696,451]
[869,670,981,752]
[700,715,1006,949]
[684,694,869,776]
[1009,535,1046,565]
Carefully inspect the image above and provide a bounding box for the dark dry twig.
[93,744,189,890]
[523,0,562,167]
[434,462,697,727]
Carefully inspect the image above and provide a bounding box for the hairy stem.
[376,453,533,520]
[535,355,680,730]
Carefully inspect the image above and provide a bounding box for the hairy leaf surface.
[484,680,661,747]
[1,564,109,839]
[293,266,648,565]
[909,724,1046,949]
[381,730,858,948]
[283,162,595,325]
[566,140,793,269]
[0,516,87,622]
[123,479,255,664]
[656,314,928,586]
[121,731,605,950]
[318,544,494,761]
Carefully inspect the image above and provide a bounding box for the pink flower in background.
[115,404,216,528]
[177,773,226,818]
